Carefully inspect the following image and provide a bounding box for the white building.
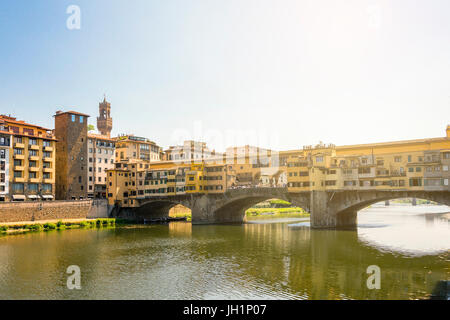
[87,134,115,198]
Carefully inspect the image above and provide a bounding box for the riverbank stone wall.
[0,200,92,223]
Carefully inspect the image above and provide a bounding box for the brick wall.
[0,200,92,223]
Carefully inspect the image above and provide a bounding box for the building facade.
[163,140,216,162]
[115,135,162,162]
[0,115,56,201]
[0,125,11,201]
[286,126,450,193]
[87,134,115,198]
[54,111,89,200]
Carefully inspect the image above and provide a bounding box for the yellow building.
[106,158,236,207]
[115,135,162,162]
[287,126,450,193]
[0,115,56,201]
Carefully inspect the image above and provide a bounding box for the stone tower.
[54,110,89,200]
[97,97,113,137]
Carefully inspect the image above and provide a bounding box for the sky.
[0,0,449,152]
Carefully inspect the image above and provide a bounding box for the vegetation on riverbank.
[245,199,310,219]
[0,218,117,236]
[170,212,192,221]
[245,207,309,219]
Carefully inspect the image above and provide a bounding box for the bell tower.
[97,96,113,137]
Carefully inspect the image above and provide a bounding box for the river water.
[0,205,448,300]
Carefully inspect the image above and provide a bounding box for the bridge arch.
[330,191,450,229]
[202,189,311,224]
[118,198,193,222]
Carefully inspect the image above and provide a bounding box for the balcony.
[29,167,39,172]
[14,165,25,171]
[14,154,25,160]
[43,167,53,173]
[43,178,53,183]
[29,144,39,151]
[29,155,39,161]
[14,142,25,149]
[29,178,40,183]
[44,146,53,152]
[43,157,53,162]
[14,177,25,183]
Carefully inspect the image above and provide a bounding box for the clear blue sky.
[0,0,449,151]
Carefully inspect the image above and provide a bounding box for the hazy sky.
[0,0,449,151]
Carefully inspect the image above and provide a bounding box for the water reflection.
[0,205,448,300]
[357,205,450,256]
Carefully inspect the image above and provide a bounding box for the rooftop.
[54,110,90,117]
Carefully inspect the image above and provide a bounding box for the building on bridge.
[286,126,450,193]
[106,161,237,207]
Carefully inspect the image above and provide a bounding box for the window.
[443,166,449,172]
[28,183,38,191]
[416,167,421,172]
[408,155,412,162]
[71,114,76,122]
[409,178,422,187]
[12,183,24,192]
[79,116,84,123]
[316,156,324,163]
[394,156,401,162]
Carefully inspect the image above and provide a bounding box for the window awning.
[12,195,26,200]
[27,195,40,199]
[42,195,54,199]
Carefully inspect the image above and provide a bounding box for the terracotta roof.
[87,133,116,142]
[0,115,52,131]
[54,110,90,117]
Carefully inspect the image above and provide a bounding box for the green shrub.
[79,221,89,228]
[0,226,8,232]
[28,224,43,231]
[44,223,57,230]
[56,221,63,228]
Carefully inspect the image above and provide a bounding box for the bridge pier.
[309,191,357,230]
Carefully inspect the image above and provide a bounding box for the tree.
[88,124,95,132]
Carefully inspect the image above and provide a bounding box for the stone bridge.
[115,188,450,229]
